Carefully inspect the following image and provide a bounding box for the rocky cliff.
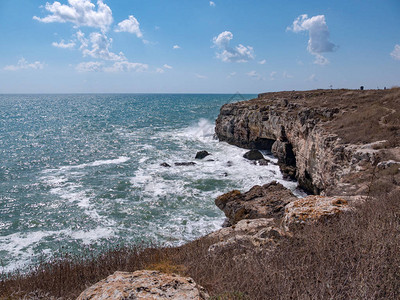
[216,89,400,196]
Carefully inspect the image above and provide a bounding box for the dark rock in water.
[160,162,171,168]
[243,150,264,160]
[175,162,196,166]
[215,181,297,226]
[206,159,215,162]
[222,172,228,177]
[255,158,270,166]
[226,161,233,167]
[195,151,210,159]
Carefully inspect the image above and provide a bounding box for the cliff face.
[216,89,400,196]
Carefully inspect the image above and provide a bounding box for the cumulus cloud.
[76,60,148,72]
[391,44,400,60]
[288,14,336,65]
[4,58,44,71]
[270,71,277,80]
[283,71,293,79]
[156,68,164,73]
[114,15,142,38]
[52,40,76,49]
[77,30,125,60]
[209,1,216,7]
[173,45,180,49]
[258,59,266,65]
[227,71,236,78]
[76,61,104,72]
[213,31,254,63]
[163,64,172,69]
[33,0,113,31]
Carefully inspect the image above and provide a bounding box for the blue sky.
[0,0,399,93]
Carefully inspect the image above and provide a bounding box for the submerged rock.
[195,150,210,159]
[76,270,210,300]
[215,181,297,226]
[175,162,196,166]
[243,150,264,161]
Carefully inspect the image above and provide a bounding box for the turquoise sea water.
[0,94,301,272]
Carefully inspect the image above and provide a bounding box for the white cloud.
[195,73,207,79]
[258,59,266,65]
[173,45,180,49]
[270,71,277,80]
[4,58,44,71]
[78,31,125,61]
[246,70,264,80]
[76,60,148,72]
[105,61,148,72]
[391,44,400,60]
[115,15,142,38]
[308,74,317,81]
[163,64,173,69]
[209,1,216,7]
[288,14,336,65]
[227,71,236,78]
[156,68,165,73]
[76,61,104,72]
[213,31,254,63]
[33,0,113,31]
[52,40,76,49]
[283,71,293,79]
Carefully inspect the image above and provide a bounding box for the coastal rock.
[283,195,355,230]
[195,151,210,159]
[175,162,196,166]
[243,149,264,160]
[160,162,171,168]
[215,89,400,196]
[215,181,297,226]
[207,218,286,255]
[76,270,209,300]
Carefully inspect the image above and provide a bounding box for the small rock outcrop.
[76,270,209,300]
[207,218,285,255]
[215,181,297,226]
[243,149,264,160]
[160,162,171,168]
[175,162,196,166]
[195,151,210,159]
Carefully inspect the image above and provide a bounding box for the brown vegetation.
[1,191,399,299]
[257,88,400,147]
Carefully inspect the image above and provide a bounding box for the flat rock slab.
[77,270,209,300]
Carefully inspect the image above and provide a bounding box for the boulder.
[195,151,210,159]
[77,270,209,300]
[215,181,297,226]
[243,150,264,160]
[175,162,196,166]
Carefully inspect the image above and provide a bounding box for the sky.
[0,0,399,93]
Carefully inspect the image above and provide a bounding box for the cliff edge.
[216,88,400,196]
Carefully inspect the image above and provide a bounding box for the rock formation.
[77,270,209,300]
[216,89,400,196]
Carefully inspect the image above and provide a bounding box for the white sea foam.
[60,156,130,170]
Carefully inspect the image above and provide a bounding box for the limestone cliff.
[216,89,400,196]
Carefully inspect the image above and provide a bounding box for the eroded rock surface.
[207,218,286,254]
[77,270,209,300]
[215,181,297,226]
[215,89,400,196]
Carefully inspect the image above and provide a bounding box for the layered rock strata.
[215,89,400,196]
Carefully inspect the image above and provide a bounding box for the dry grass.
[1,191,399,299]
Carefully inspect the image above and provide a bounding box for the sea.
[0,94,302,273]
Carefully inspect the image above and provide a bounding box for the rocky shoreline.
[77,89,400,299]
